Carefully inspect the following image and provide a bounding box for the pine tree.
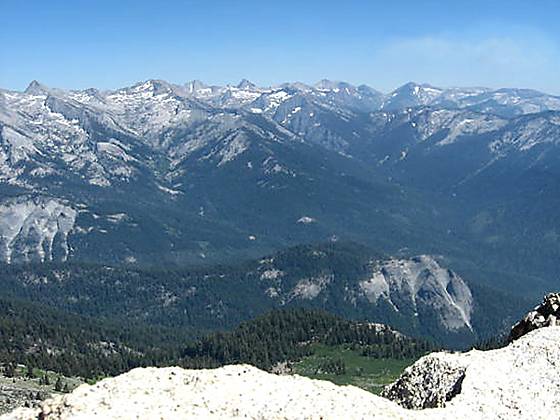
[4,363,15,378]
[26,365,34,379]
[55,377,64,392]
[41,373,50,386]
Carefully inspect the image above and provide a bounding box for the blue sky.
[2,0,560,93]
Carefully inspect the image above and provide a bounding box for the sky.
[2,0,560,93]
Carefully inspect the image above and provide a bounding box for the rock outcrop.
[509,293,560,341]
[359,255,474,333]
[381,355,466,409]
[4,327,560,420]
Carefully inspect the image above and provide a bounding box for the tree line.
[0,298,435,379]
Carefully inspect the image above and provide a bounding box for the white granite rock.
[4,327,560,420]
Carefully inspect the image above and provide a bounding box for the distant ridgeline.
[0,242,529,354]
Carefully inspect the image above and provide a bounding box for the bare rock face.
[381,355,466,409]
[509,293,560,341]
[0,197,77,263]
[381,327,560,416]
[358,255,474,333]
[4,327,560,419]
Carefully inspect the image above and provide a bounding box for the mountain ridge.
[0,242,529,346]
[1,77,559,305]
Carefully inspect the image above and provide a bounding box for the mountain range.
[1,78,559,343]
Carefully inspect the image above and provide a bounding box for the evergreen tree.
[4,363,15,378]
[41,373,50,386]
[55,377,64,392]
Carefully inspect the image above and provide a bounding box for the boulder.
[381,355,466,409]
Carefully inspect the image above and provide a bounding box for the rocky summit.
[4,326,560,420]
[509,293,560,341]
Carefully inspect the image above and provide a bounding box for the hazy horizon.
[10,77,560,96]
[2,0,560,94]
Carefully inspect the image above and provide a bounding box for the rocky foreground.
[3,326,560,420]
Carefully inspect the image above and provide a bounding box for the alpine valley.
[1,78,559,349]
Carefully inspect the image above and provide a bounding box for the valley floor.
[292,344,413,394]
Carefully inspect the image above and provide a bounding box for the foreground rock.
[509,293,560,341]
[382,355,466,409]
[4,327,560,419]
